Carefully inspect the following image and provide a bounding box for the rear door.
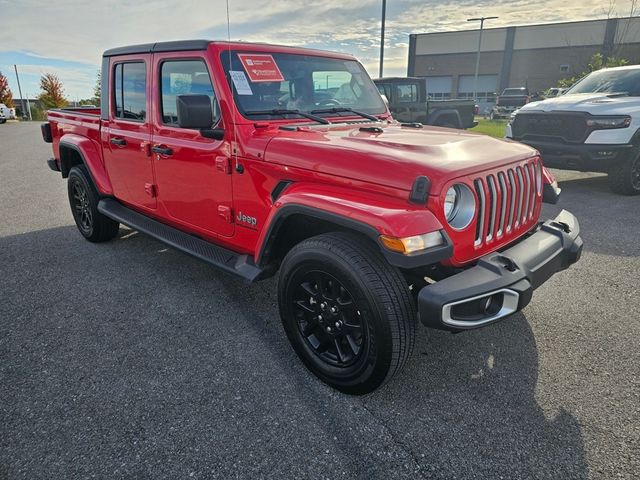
[393,82,420,122]
[102,56,156,210]
[150,54,234,237]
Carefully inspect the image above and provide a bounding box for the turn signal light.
[380,231,444,254]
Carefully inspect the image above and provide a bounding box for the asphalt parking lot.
[1,122,638,479]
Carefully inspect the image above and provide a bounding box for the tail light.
[525,96,531,104]
[474,105,480,115]
[496,96,500,106]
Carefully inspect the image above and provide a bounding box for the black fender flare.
[427,108,463,129]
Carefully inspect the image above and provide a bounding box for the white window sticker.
[230,70,253,95]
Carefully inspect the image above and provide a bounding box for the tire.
[608,152,640,195]
[0,119,6,124]
[278,232,416,394]
[67,165,120,242]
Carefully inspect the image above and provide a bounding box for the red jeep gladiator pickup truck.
[42,40,582,394]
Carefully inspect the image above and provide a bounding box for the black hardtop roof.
[103,40,210,57]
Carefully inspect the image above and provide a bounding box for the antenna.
[226,0,243,173]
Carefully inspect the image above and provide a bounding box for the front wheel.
[278,232,416,394]
[608,152,640,195]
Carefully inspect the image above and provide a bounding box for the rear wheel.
[278,232,416,394]
[68,165,120,242]
[608,152,640,195]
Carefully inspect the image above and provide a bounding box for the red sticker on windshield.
[238,54,285,83]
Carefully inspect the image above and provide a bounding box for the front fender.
[59,133,113,195]
[256,183,452,269]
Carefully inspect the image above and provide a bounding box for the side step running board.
[98,198,263,283]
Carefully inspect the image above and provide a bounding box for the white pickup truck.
[506,65,640,195]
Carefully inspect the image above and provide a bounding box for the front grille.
[511,113,588,143]
[473,160,540,246]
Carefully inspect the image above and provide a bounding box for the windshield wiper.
[309,107,380,122]
[244,109,330,125]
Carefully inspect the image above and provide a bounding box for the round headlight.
[443,183,475,230]
[444,186,458,220]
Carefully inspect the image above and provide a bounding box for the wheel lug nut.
[320,302,327,310]
[335,322,340,328]
[326,326,332,332]
[330,307,337,314]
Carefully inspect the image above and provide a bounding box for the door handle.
[152,145,173,156]
[110,138,127,147]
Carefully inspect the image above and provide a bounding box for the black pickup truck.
[490,87,530,119]
[374,77,477,129]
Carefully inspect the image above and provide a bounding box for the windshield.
[221,51,386,120]
[565,68,640,96]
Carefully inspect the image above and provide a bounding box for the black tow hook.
[495,255,518,272]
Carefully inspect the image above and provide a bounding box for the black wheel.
[609,152,640,195]
[0,119,6,124]
[67,165,120,242]
[278,232,416,394]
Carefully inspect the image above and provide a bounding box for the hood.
[263,124,536,194]
[519,93,640,116]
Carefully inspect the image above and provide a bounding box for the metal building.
[407,17,640,113]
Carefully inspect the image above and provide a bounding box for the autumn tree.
[0,71,14,108]
[38,73,67,109]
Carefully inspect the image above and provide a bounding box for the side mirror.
[176,94,224,140]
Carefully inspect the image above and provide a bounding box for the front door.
[102,57,156,210]
[150,55,234,237]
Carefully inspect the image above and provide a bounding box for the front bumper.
[418,209,582,331]
[513,140,635,172]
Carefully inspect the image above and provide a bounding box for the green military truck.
[374,77,477,129]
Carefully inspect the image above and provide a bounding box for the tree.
[0,71,14,108]
[38,73,67,109]
[93,70,101,105]
[557,53,629,88]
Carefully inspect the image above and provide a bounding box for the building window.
[560,64,570,73]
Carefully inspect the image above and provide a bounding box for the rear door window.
[396,83,418,103]
[113,62,147,121]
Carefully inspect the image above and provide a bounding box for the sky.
[0,0,631,101]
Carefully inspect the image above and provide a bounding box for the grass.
[470,118,508,139]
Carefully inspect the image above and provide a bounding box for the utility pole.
[379,0,386,78]
[467,16,498,102]
[13,64,27,120]
[25,94,32,121]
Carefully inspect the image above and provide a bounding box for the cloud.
[0,0,624,98]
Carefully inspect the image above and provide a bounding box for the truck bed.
[47,108,103,162]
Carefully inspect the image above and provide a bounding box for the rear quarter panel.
[48,110,113,195]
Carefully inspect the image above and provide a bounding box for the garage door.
[424,76,452,99]
[458,74,498,97]
[457,74,498,114]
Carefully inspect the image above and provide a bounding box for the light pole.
[467,16,498,102]
[379,0,386,78]
[13,64,27,120]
